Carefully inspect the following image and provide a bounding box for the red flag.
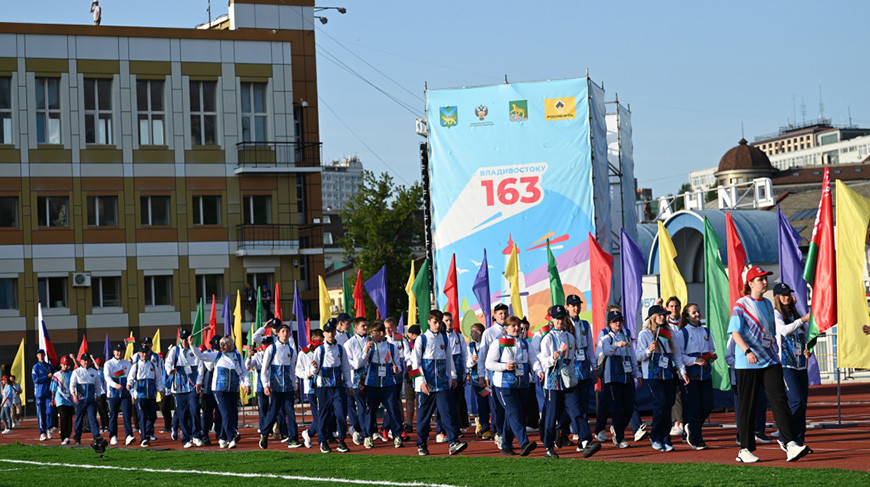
[274,283,282,321]
[589,233,614,342]
[805,168,836,333]
[175,328,180,346]
[443,254,460,331]
[305,317,311,339]
[206,294,217,345]
[657,326,673,342]
[77,334,89,361]
[726,212,747,310]
[353,269,366,318]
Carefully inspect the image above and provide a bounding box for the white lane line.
[0,459,463,487]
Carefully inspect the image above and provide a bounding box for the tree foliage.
[340,170,424,319]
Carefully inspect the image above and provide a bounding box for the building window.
[87,196,118,226]
[92,276,121,308]
[140,195,171,226]
[36,77,61,144]
[240,82,267,142]
[195,274,223,303]
[192,195,221,225]
[0,197,18,227]
[190,80,217,146]
[84,78,113,144]
[242,195,271,224]
[36,196,68,227]
[296,174,307,224]
[0,278,16,310]
[323,232,333,245]
[137,79,164,146]
[0,77,11,144]
[144,275,172,306]
[38,277,67,308]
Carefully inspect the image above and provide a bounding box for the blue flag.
[777,206,822,385]
[620,229,644,338]
[472,250,492,328]
[221,292,231,336]
[364,264,388,319]
[293,281,307,349]
[103,333,111,361]
[397,313,405,335]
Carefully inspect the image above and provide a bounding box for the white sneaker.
[352,430,362,446]
[435,433,447,443]
[228,439,237,449]
[669,424,683,436]
[183,442,193,449]
[46,431,53,440]
[192,438,203,447]
[302,430,312,449]
[494,434,502,449]
[595,431,608,442]
[616,440,631,449]
[110,436,118,445]
[125,436,135,445]
[219,439,228,449]
[61,438,70,445]
[1,429,11,434]
[736,448,759,463]
[39,433,47,441]
[634,423,648,443]
[786,442,809,462]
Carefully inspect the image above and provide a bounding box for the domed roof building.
[714,138,776,186]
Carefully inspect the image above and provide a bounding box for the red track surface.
[3,382,869,471]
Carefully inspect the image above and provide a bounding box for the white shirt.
[164,345,200,393]
[477,322,506,378]
[310,341,353,389]
[410,330,457,392]
[260,339,298,388]
[103,357,131,392]
[70,366,102,402]
[190,347,251,390]
[128,353,165,389]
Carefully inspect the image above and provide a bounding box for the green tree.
[340,171,424,319]
[671,182,693,212]
[706,180,719,203]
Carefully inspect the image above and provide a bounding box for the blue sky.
[8,1,869,196]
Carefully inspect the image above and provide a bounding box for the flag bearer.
[191,336,251,449]
[598,309,641,450]
[127,344,164,447]
[344,317,370,445]
[164,329,203,448]
[297,329,324,448]
[32,349,54,441]
[411,309,468,456]
[360,320,404,448]
[70,354,106,447]
[773,283,812,450]
[248,335,273,441]
[467,323,491,439]
[310,319,353,453]
[477,303,509,447]
[104,342,134,445]
[486,316,537,457]
[259,322,301,449]
[678,303,717,450]
[50,356,75,444]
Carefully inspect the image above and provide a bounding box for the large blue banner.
[427,78,604,327]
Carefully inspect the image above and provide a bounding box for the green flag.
[342,271,353,315]
[192,299,204,347]
[703,217,732,391]
[547,240,564,307]
[410,258,431,332]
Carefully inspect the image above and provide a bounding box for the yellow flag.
[836,181,870,368]
[657,221,687,305]
[11,338,25,404]
[406,260,417,325]
[233,290,242,352]
[152,329,161,355]
[124,331,134,361]
[504,244,524,319]
[319,276,331,323]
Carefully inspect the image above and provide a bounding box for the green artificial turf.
[0,443,866,486]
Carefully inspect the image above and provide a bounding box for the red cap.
[745,266,773,282]
[60,355,73,366]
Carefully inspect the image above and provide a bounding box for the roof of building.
[771,163,870,187]
[717,138,775,173]
[751,124,833,145]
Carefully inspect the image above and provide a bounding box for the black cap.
[647,305,669,319]
[138,344,149,353]
[549,305,567,319]
[407,324,422,335]
[179,328,191,339]
[113,343,124,352]
[262,336,275,345]
[210,335,222,349]
[142,336,152,345]
[322,319,337,332]
[566,294,583,306]
[493,303,509,313]
[336,313,352,322]
[607,310,625,323]
[79,353,91,361]
[269,318,283,329]
[773,282,794,296]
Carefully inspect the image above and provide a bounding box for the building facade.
[321,154,363,211]
[0,0,325,361]
[752,122,870,170]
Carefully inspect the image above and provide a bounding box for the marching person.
[565,295,600,455]
[411,310,468,456]
[259,322,301,449]
[158,351,177,437]
[678,303,717,450]
[32,349,54,441]
[248,335,273,442]
[729,266,810,463]
[0,376,12,433]
[127,343,164,447]
[310,318,353,453]
[104,342,135,446]
[467,323,492,439]
[296,328,324,448]
[9,376,22,428]
[94,357,109,434]
[477,303,509,448]
[70,354,107,448]
[403,324,422,432]
[773,282,812,450]
[49,356,75,444]
[335,313,354,345]
[384,317,410,441]
[164,329,203,448]
[197,334,223,445]
[637,305,688,452]
[435,312,468,442]
[360,320,405,448]
[518,318,540,429]
[191,336,251,449]
[664,296,686,439]
[486,315,537,456]
[344,317,371,445]
[598,308,641,449]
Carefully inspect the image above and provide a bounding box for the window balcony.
[234,141,322,174]
[235,223,323,256]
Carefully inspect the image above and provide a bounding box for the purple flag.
[620,229,644,338]
[364,264,388,319]
[103,333,111,360]
[221,292,231,336]
[397,313,405,335]
[293,281,307,349]
[777,206,822,385]
[472,250,492,328]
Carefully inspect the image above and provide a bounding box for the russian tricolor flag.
[37,302,58,367]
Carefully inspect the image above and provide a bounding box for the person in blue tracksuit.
[343,316,370,446]
[598,309,641,449]
[437,312,468,438]
[104,342,134,445]
[127,344,165,447]
[467,323,491,439]
[477,303,509,448]
[678,303,717,450]
[247,335,272,441]
[259,322,301,449]
[486,315,537,457]
[360,320,405,449]
[71,354,106,446]
[164,329,203,448]
[50,355,75,444]
[773,282,812,449]
[310,318,353,453]
[383,317,409,441]
[565,299,600,457]
[296,329,324,448]
[637,306,688,452]
[197,334,223,445]
[32,349,55,441]
[191,335,251,449]
[411,309,468,457]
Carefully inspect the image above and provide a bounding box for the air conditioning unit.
[72,272,91,287]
